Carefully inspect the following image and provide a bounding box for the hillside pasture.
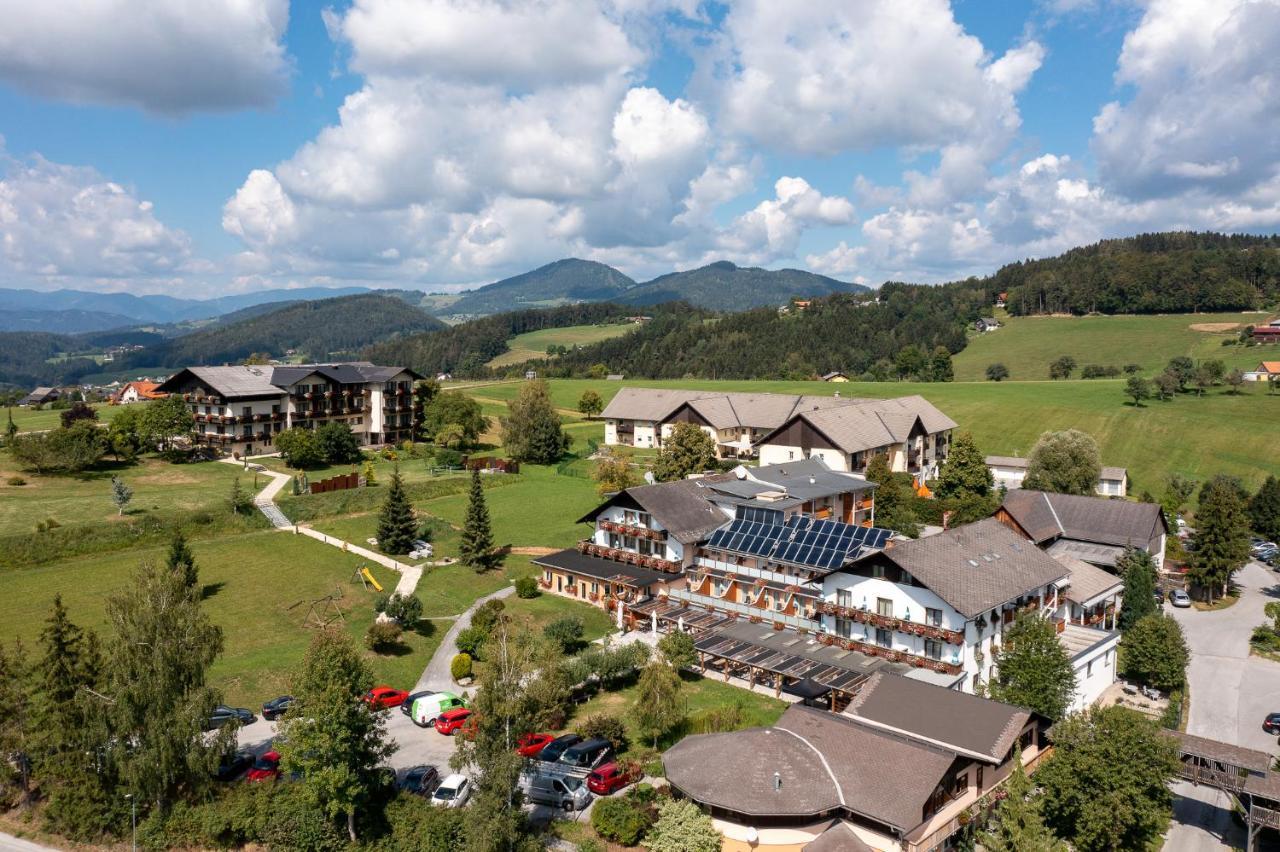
[486,323,638,368]
[7,401,132,434]
[951,312,1270,381]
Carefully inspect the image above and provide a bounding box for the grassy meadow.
[486,323,637,368]
[951,311,1273,381]
[7,401,132,433]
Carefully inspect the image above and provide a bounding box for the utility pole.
[125,793,136,852]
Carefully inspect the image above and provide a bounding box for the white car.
[431,773,472,808]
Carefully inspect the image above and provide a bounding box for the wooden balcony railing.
[576,540,679,573]
[818,603,964,645]
[598,519,665,540]
[815,632,963,674]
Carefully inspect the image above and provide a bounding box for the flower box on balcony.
[748,615,762,624]
[772,621,784,631]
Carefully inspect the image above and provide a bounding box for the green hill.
[446,259,636,318]
[486,323,639,368]
[952,311,1272,381]
[619,260,869,311]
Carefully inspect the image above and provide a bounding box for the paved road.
[416,585,516,693]
[0,834,58,852]
[1163,560,1280,851]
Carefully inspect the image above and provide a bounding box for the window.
[835,618,853,639]
[837,589,853,608]
[875,628,891,648]
[242,406,252,417]
[1086,660,1093,677]
[272,404,280,415]
[871,563,886,579]
[876,598,893,617]
[925,607,943,627]
[924,639,943,660]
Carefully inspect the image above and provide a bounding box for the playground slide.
[361,567,383,592]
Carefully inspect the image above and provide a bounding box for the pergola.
[692,630,878,711]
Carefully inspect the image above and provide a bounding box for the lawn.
[462,378,1280,495]
[504,590,617,642]
[487,323,638,368]
[6,402,133,434]
[0,530,436,706]
[951,311,1271,381]
[0,454,256,537]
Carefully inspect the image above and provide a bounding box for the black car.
[398,764,441,796]
[1264,713,1280,735]
[262,696,295,721]
[215,750,255,781]
[206,705,255,731]
[400,689,436,717]
[536,734,583,764]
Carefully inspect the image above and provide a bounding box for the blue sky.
[0,0,1275,296]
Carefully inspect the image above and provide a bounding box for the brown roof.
[1166,731,1273,773]
[1002,490,1167,549]
[863,518,1068,619]
[846,672,1032,763]
[577,478,730,544]
[761,395,957,454]
[664,703,957,831]
[1051,553,1123,604]
[803,823,873,852]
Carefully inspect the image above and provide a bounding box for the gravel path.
[415,585,516,692]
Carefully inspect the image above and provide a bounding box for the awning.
[782,678,832,700]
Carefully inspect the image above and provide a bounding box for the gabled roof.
[757,395,956,454]
[577,478,730,544]
[1051,552,1123,605]
[155,362,420,399]
[803,823,872,852]
[599,387,861,430]
[1259,361,1280,373]
[599,387,713,421]
[862,518,1068,619]
[846,672,1032,763]
[1001,490,1167,549]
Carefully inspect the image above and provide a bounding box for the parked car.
[557,738,613,770]
[401,689,436,717]
[246,751,281,783]
[1256,546,1279,562]
[206,705,255,730]
[364,686,410,710]
[536,734,582,764]
[399,765,441,796]
[261,696,294,721]
[215,750,254,782]
[431,773,472,808]
[526,772,592,812]
[1263,713,1280,735]
[411,692,466,727]
[587,762,638,796]
[1170,589,1192,608]
[434,707,473,735]
[516,733,554,758]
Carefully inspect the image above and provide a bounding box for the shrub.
[377,793,467,852]
[544,615,585,653]
[5,476,25,486]
[455,626,487,659]
[579,713,628,752]
[365,620,404,652]
[379,592,424,627]
[451,653,473,682]
[591,796,651,846]
[471,598,507,634]
[514,576,539,599]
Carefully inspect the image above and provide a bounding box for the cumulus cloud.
[0,153,193,286]
[717,177,855,260]
[0,0,290,113]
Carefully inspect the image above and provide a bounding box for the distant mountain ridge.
[444,259,637,317]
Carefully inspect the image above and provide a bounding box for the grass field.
[0,454,255,537]
[7,402,133,433]
[486,324,637,368]
[461,378,1280,495]
[951,311,1272,381]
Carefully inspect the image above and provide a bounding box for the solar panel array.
[704,513,894,571]
[738,505,784,526]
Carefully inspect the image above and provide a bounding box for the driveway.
[416,586,516,692]
[1163,560,1280,851]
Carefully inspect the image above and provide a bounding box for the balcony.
[815,632,963,674]
[818,602,965,645]
[575,540,679,573]
[694,557,821,590]
[667,589,822,632]
[598,519,665,540]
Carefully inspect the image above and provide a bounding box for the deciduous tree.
[141,395,193,452]
[645,799,721,852]
[1120,613,1189,693]
[1048,355,1077,379]
[864,453,920,537]
[577,389,604,418]
[986,363,1010,381]
[652,422,718,482]
[934,432,992,500]
[633,660,684,748]
[315,422,362,464]
[501,379,570,464]
[1124,375,1152,406]
[375,466,417,555]
[593,446,638,496]
[110,475,133,516]
[422,392,487,447]
[658,630,697,671]
[1023,429,1101,496]
[990,614,1076,722]
[459,469,501,572]
[60,401,98,428]
[275,427,324,468]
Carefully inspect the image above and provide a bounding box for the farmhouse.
[1244,361,1280,381]
[665,683,1050,852]
[110,380,167,405]
[974,317,1000,332]
[996,489,1168,570]
[17,386,61,407]
[985,455,1129,497]
[820,370,849,382]
[155,362,421,456]
[1251,319,1280,343]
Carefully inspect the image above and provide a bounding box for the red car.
[246,751,281,783]
[434,707,473,735]
[364,686,410,710]
[587,762,637,796]
[516,733,554,758]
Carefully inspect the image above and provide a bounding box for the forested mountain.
[117,293,445,370]
[0,308,141,333]
[444,259,637,318]
[0,332,96,389]
[618,261,870,311]
[992,232,1280,315]
[364,302,664,376]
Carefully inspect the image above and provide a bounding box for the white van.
[411,692,466,727]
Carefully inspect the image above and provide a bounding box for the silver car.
[1170,589,1192,608]
[431,773,472,808]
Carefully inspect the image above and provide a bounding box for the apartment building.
[155,362,421,456]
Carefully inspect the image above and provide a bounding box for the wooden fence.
[309,472,361,494]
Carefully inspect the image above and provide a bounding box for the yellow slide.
[361,567,383,592]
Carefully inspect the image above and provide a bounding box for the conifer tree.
[1249,475,1280,540]
[375,465,417,555]
[0,640,31,801]
[460,469,500,572]
[166,532,199,591]
[1116,547,1157,631]
[1189,475,1252,602]
[500,379,569,464]
[979,746,1066,852]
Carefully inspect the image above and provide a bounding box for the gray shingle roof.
[846,672,1031,763]
[766,395,957,454]
[1001,490,1166,549]
[577,478,731,544]
[156,362,418,399]
[1051,552,1124,604]
[866,518,1068,618]
[803,823,873,852]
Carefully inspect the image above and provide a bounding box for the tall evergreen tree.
[459,469,500,572]
[1189,475,1252,602]
[978,746,1066,852]
[279,629,393,842]
[990,614,1077,722]
[1249,475,1280,541]
[0,641,31,802]
[934,431,992,500]
[1116,547,1158,631]
[166,532,199,591]
[500,379,570,464]
[375,466,417,555]
[105,560,226,810]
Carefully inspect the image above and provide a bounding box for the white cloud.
[717,177,855,260]
[805,241,867,278]
[0,153,193,287]
[0,0,290,113]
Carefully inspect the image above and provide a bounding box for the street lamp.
[124,793,136,852]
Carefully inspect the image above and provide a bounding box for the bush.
[375,793,467,852]
[451,653,473,682]
[378,592,424,627]
[471,598,507,634]
[455,625,487,659]
[591,796,652,846]
[544,615,586,653]
[579,713,628,752]
[433,447,465,468]
[365,620,404,652]
[514,576,540,599]
[5,476,25,486]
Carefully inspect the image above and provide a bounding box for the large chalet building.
[155,362,421,456]
[600,388,955,478]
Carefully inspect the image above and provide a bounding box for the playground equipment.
[287,590,347,629]
[361,567,383,592]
